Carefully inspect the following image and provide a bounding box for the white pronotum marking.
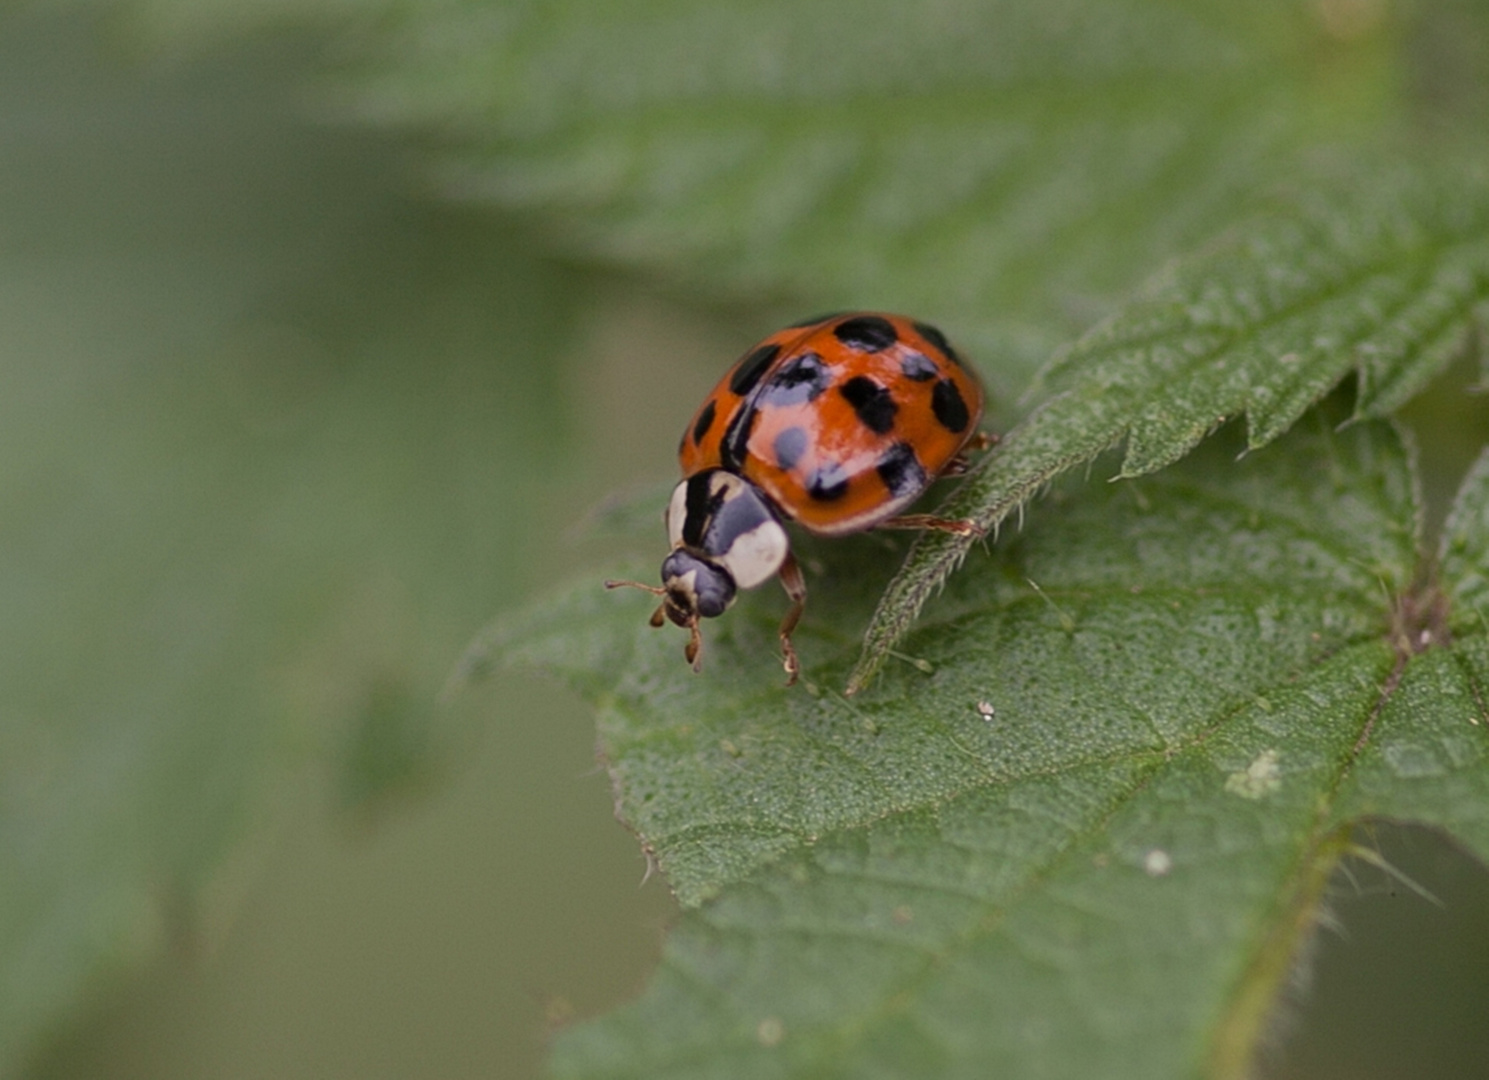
[665,479,689,549]
[718,519,789,589]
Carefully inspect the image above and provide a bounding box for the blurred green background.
[2,7,686,1077]
[2,4,1486,1079]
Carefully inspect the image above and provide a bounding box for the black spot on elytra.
[758,352,829,406]
[719,404,758,471]
[914,321,963,366]
[730,344,780,395]
[691,400,717,445]
[839,375,898,435]
[833,315,899,352]
[806,462,849,501]
[900,352,939,381]
[876,443,927,499]
[932,378,970,434]
[773,426,809,471]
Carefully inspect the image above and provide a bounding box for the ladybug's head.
[606,469,788,672]
[641,548,736,669]
[659,548,737,625]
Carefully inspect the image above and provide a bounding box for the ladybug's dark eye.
[661,550,737,620]
[692,567,735,618]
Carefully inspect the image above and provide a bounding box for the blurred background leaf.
[118,0,1460,399]
[0,6,681,1077]
[2,0,1489,1077]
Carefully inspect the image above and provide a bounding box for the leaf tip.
[440,621,505,703]
[843,658,877,696]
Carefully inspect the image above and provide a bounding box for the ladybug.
[607,312,988,684]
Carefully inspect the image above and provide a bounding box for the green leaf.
[847,171,1489,693]
[1326,445,1489,850]
[478,399,1489,1078]
[1441,447,1489,619]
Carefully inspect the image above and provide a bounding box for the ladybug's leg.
[878,514,985,538]
[776,552,807,687]
[683,617,704,673]
[938,432,999,476]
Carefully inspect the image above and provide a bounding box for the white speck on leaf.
[1225,749,1282,799]
[1383,741,1446,778]
[757,1017,785,1047]
[1144,849,1173,877]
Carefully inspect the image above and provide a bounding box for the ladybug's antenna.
[604,580,669,631]
[604,578,666,597]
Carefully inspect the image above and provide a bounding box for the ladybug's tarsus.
[777,552,807,686]
[941,429,996,476]
[878,514,985,538]
[684,619,704,672]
